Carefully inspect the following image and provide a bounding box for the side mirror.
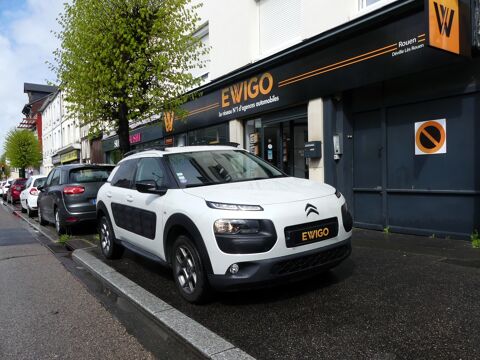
[136,180,167,196]
[37,185,45,192]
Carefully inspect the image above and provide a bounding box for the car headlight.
[206,201,263,211]
[214,219,260,235]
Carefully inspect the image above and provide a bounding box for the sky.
[0,0,63,151]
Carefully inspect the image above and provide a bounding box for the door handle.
[126,195,134,202]
[106,191,112,198]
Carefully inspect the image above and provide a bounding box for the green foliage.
[52,0,207,155]
[471,230,480,249]
[0,153,11,178]
[383,226,390,234]
[4,130,42,174]
[58,234,71,244]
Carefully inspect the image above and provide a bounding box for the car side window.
[135,158,165,188]
[45,170,55,187]
[111,159,137,188]
[50,170,61,186]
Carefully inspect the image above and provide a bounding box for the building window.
[191,23,209,83]
[258,0,301,56]
[358,0,397,11]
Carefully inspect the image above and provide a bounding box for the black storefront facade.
[103,0,480,239]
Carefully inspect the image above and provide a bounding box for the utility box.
[304,141,322,159]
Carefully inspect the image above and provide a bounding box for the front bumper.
[208,237,351,291]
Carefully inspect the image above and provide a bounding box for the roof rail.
[209,142,240,148]
[123,149,141,157]
[123,146,167,158]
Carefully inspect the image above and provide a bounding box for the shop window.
[175,134,187,147]
[187,124,227,145]
[258,0,301,56]
[244,118,262,156]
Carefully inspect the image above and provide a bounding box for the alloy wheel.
[55,211,61,233]
[100,218,111,254]
[175,246,197,294]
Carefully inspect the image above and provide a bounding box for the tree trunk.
[117,102,131,158]
[19,168,25,178]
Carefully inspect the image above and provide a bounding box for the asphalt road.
[6,200,480,359]
[0,203,154,359]
[92,233,480,360]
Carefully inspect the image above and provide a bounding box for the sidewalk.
[0,207,154,359]
[353,228,480,264]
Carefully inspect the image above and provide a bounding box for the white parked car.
[96,146,352,303]
[0,181,5,195]
[2,179,13,201]
[20,175,47,217]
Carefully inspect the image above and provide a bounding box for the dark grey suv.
[38,164,114,234]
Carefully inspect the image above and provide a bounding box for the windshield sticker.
[177,172,187,183]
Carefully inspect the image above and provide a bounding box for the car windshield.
[16,179,27,185]
[69,167,113,183]
[165,150,285,188]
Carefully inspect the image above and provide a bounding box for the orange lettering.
[222,88,230,107]
[247,77,259,99]
[259,72,274,95]
[230,83,243,104]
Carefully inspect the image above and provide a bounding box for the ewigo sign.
[428,0,460,53]
[162,6,468,135]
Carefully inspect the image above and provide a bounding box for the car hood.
[182,177,335,205]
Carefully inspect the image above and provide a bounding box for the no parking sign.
[415,119,447,155]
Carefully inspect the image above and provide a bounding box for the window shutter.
[259,0,301,55]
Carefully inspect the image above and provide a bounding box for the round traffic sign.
[415,120,446,154]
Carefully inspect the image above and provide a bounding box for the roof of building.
[38,89,61,113]
[24,83,58,94]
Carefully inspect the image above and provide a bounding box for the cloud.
[0,0,63,152]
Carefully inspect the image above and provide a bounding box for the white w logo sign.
[433,2,455,37]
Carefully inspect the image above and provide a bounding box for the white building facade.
[41,90,82,174]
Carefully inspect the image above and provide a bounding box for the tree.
[4,130,42,178]
[0,153,11,179]
[53,0,207,156]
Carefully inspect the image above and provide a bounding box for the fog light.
[229,263,239,274]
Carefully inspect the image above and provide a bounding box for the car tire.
[21,203,26,213]
[38,206,48,225]
[27,205,34,218]
[172,235,210,304]
[99,214,124,259]
[54,208,66,235]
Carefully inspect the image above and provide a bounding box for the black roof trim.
[24,83,58,94]
[191,0,421,94]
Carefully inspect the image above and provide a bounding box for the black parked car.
[37,164,114,234]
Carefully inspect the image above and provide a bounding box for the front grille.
[271,244,350,275]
